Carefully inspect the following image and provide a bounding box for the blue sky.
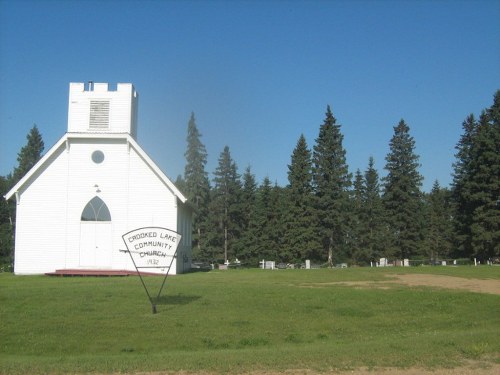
[1,0,499,192]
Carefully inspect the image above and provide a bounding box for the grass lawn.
[0,266,499,374]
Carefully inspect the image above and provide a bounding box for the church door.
[79,196,112,268]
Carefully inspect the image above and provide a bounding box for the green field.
[1,266,499,374]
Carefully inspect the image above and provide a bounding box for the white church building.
[5,82,192,275]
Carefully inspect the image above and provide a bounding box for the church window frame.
[91,150,105,164]
[81,196,111,222]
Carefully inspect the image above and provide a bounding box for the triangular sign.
[122,227,182,313]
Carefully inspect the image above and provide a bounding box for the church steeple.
[67,82,138,139]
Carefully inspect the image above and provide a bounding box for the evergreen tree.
[174,175,187,195]
[362,157,386,263]
[252,177,278,261]
[270,182,287,262]
[451,114,477,257]
[283,135,319,262]
[233,166,258,263]
[240,166,257,234]
[312,106,352,266]
[208,146,242,263]
[13,124,44,182]
[350,169,365,264]
[183,113,211,259]
[424,181,453,263]
[468,109,500,259]
[478,90,500,258]
[452,91,500,260]
[0,175,14,267]
[2,125,44,269]
[382,119,423,259]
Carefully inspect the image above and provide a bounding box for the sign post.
[121,227,182,314]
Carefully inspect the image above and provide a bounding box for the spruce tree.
[183,113,211,259]
[269,181,286,262]
[312,106,352,266]
[240,166,257,234]
[362,157,386,263]
[13,124,44,182]
[350,169,365,264]
[252,177,277,261]
[468,109,500,259]
[0,175,14,266]
[208,146,242,263]
[452,91,500,260]
[424,181,453,263]
[451,114,477,257]
[382,119,423,259]
[283,135,319,262]
[3,125,44,268]
[233,166,257,262]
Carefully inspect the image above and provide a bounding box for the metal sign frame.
[121,226,182,314]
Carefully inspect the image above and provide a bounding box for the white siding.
[14,145,69,274]
[67,83,138,138]
[11,82,189,275]
[126,146,180,274]
[13,135,190,275]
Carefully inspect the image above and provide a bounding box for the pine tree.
[312,106,352,266]
[283,135,319,262]
[382,119,424,259]
[13,124,44,182]
[183,113,211,259]
[208,146,242,263]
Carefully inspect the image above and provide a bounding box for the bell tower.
[67,82,138,139]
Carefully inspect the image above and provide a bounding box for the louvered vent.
[89,100,110,129]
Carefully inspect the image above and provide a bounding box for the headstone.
[265,261,275,270]
[305,259,311,269]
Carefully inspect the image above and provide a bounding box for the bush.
[0,256,13,273]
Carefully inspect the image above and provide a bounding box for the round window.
[91,150,105,164]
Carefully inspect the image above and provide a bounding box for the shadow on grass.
[153,294,201,306]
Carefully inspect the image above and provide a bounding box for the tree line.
[0,91,498,269]
[177,91,499,266]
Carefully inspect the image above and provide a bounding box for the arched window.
[81,196,111,221]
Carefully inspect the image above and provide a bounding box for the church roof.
[4,132,187,204]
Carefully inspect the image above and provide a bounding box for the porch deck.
[45,269,161,277]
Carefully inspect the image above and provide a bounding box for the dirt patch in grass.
[132,361,500,374]
[300,274,500,295]
[260,363,500,374]
[392,274,500,295]
[255,363,500,374]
